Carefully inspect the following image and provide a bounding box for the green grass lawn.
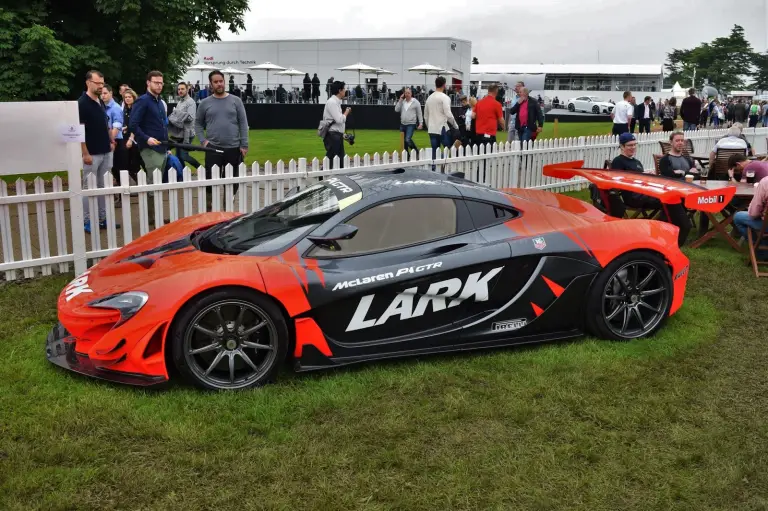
[2,189,768,509]
[2,123,611,184]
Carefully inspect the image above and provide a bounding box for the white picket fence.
[2,127,766,281]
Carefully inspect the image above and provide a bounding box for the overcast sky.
[218,0,765,64]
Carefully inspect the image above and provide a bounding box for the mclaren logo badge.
[346,267,504,331]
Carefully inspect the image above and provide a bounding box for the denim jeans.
[683,121,697,131]
[400,124,418,152]
[429,127,452,170]
[733,211,766,238]
[518,126,533,143]
[82,152,113,223]
[170,136,201,169]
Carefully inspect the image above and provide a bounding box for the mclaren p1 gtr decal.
[323,176,363,210]
[346,267,503,331]
[64,270,93,302]
[332,262,444,291]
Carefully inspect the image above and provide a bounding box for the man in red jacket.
[473,84,505,146]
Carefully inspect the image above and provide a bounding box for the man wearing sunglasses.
[168,82,201,169]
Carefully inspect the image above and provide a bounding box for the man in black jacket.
[679,88,702,131]
[507,87,544,142]
[635,96,653,133]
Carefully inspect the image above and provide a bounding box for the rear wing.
[543,160,736,213]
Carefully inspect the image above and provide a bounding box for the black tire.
[170,288,289,390]
[585,251,672,341]
[592,105,600,114]
[568,103,575,112]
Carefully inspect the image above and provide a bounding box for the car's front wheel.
[585,252,672,340]
[592,105,600,114]
[170,288,289,390]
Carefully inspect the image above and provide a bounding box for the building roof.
[199,36,471,44]
[470,64,662,76]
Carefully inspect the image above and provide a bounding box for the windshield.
[200,183,340,254]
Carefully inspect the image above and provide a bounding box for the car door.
[575,96,590,112]
[291,196,512,353]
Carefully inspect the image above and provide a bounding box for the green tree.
[664,25,754,93]
[0,0,249,101]
[749,52,768,90]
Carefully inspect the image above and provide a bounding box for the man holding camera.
[322,80,351,167]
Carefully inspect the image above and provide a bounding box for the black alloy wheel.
[171,289,288,390]
[586,252,673,340]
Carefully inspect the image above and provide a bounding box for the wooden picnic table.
[689,153,768,163]
[689,180,757,250]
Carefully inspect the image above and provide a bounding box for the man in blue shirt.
[78,70,112,233]
[129,70,170,177]
[101,85,124,182]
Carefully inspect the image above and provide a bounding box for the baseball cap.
[619,132,636,145]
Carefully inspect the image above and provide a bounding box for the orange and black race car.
[48,165,694,390]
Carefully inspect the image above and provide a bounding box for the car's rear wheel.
[592,105,600,114]
[170,289,288,390]
[585,252,672,341]
[568,103,575,112]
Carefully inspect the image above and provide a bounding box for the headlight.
[89,291,149,327]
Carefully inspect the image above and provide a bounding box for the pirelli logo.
[492,319,527,332]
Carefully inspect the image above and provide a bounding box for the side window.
[308,197,462,257]
[465,200,517,229]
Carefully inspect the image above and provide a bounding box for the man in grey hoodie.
[395,87,423,153]
[168,82,200,169]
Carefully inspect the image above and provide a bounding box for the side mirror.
[308,224,358,251]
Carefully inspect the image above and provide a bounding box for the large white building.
[185,37,471,92]
[470,64,664,103]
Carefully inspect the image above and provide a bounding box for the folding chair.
[659,139,694,157]
[709,148,747,180]
[652,154,663,175]
[601,159,660,219]
[684,139,695,156]
[747,206,768,278]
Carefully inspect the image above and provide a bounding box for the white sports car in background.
[567,96,614,114]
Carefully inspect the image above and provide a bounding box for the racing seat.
[747,205,768,278]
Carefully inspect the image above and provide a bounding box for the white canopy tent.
[337,62,379,85]
[247,62,286,89]
[274,67,305,88]
[187,62,216,84]
[408,63,444,89]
